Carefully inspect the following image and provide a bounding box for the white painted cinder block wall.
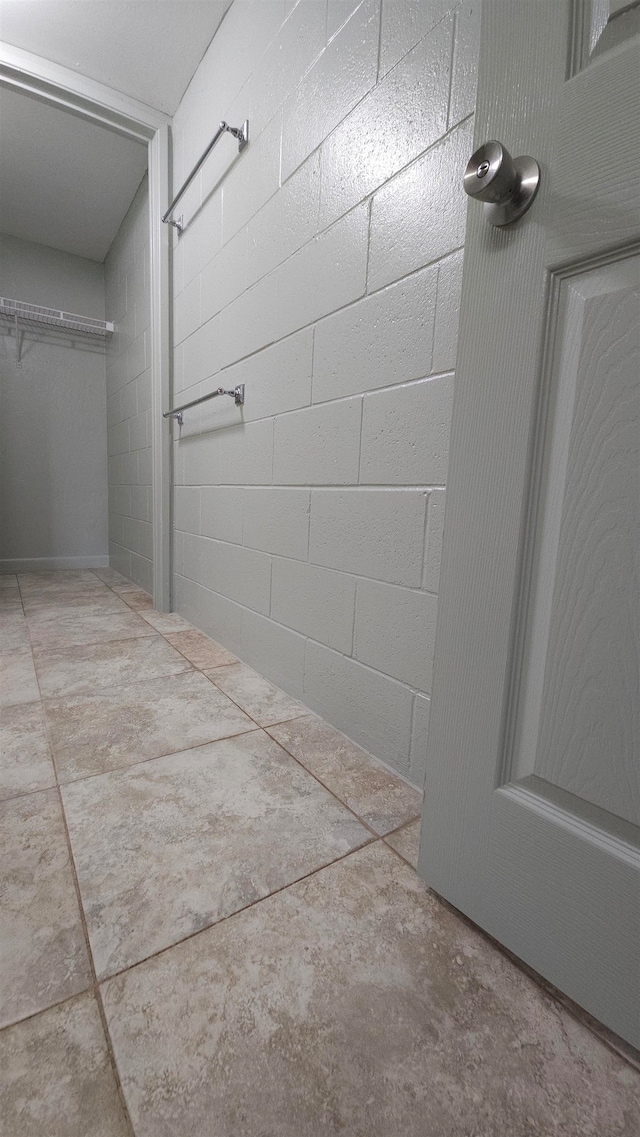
[104,177,154,594]
[170,0,480,786]
[0,233,109,571]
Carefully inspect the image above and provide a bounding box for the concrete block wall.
[170,0,480,785]
[104,177,153,593]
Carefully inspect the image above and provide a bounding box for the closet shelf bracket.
[15,313,24,366]
[0,297,114,366]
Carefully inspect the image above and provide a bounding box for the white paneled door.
[419,0,639,1047]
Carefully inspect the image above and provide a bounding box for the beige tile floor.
[0,569,638,1136]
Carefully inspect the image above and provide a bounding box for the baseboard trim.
[0,555,110,573]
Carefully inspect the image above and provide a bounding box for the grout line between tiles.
[9,621,119,659]
[381,817,422,871]
[382,841,418,872]
[57,785,138,1137]
[12,575,58,782]
[52,726,261,791]
[98,837,382,988]
[161,644,237,670]
[0,988,93,1036]
[184,665,398,842]
[199,669,306,730]
[383,816,422,839]
[92,596,392,846]
[260,724,390,842]
[0,780,59,806]
[23,614,137,1137]
[29,628,168,658]
[38,659,198,706]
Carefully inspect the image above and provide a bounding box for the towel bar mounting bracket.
[162,120,249,234]
[164,383,245,426]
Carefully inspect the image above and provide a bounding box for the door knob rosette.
[463,140,540,227]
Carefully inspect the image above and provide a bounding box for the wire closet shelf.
[0,296,114,364]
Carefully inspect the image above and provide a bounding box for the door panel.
[570,0,640,74]
[550,36,640,266]
[515,255,639,824]
[418,0,640,1047]
[486,783,639,1044]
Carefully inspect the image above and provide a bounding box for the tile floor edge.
[429,886,640,1076]
[106,573,425,797]
[262,722,420,839]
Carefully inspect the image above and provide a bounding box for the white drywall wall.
[104,178,153,593]
[0,233,108,570]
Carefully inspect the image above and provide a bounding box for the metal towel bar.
[164,385,245,426]
[162,120,249,233]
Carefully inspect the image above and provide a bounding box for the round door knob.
[463,140,540,227]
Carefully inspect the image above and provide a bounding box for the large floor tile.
[164,629,237,669]
[0,592,23,613]
[268,715,422,835]
[0,611,30,651]
[27,608,155,651]
[18,570,105,593]
[140,610,194,633]
[22,589,129,617]
[0,702,56,801]
[120,589,153,610]
[0,789,92,1027]
[102,843,640,1137]
[0,648,40,707]
[63,731,370,978]
[44,669,254,782]
[0,993,132,1137]
[108,580,145,594]
[206,662,306,727]
[0,573,19,591]
[91,566,131,587]
[34,634,192,698]
[384,818,421,868]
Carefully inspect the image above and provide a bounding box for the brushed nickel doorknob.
[463,140,540,227]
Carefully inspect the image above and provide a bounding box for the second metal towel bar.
[164,384,245,426]
[162,119,249,233]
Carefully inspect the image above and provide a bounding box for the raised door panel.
[512,255,640,825]
[549,34,640,267]
[570,0,640,75]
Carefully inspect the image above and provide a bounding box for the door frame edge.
[0,45,172,611]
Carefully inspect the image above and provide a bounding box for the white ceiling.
[0,1,231,115]
[0,1,232,262]
[0,87,149,260]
